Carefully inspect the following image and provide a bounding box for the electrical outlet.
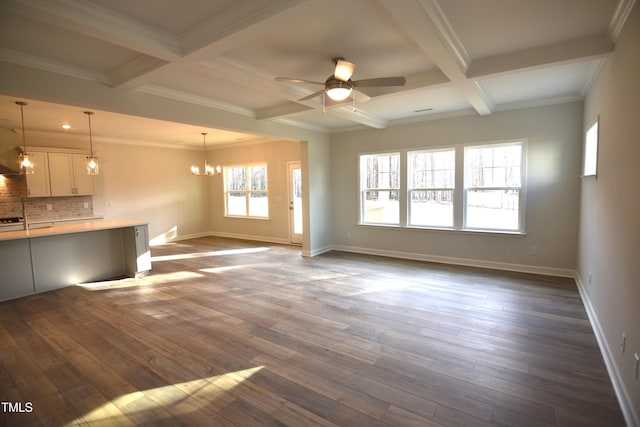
[530,246,538,256]
[621,333,626,353]
[83,202,89,209]
[46,204,52,211]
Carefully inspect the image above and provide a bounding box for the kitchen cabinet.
[25,152,51,197]
[49,153,94,196]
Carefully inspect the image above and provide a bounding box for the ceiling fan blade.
[298,90,324,101]
[353,90,371,102]
[352,77,406,87]
[275,77,323,85]
[334,59,355,81]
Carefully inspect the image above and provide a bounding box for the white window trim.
[583,117,599,177]
[407,147,456,228]
[357,140,527,235]
[463,140,526,233]
[359,151,401,226]
[223,163,270,219]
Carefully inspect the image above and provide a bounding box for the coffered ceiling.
[0,0,634,146]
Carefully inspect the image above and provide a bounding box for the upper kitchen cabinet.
[49,153,94,196]
[25,152,51,197]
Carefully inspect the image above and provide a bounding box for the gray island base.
[0,220,151,301]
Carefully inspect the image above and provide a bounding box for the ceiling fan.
[275,57,406,103]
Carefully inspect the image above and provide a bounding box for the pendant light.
[191,132,220,176]
[84,111,99,175]
[15,101,34,174]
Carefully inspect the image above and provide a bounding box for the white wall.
[579,4,640,424]
[304,137,333,255]
[330,102,583,275]
[208,139,300,244]
[91,141,210,242]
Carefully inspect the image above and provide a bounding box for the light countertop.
[0,219,148,242]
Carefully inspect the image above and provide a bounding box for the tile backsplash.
[0,175,23,217]
[0,175,93,220]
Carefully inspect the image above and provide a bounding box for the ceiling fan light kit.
[333,58,355,81]
[325,77,353,101]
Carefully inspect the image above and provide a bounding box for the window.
[224,164,268,218]
[358,141,526,233]
[408,148,455,227]
[464,142,523,231]
[360,153,400,224]
[583,118,598,177]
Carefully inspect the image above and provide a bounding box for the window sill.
[224,216,271,221]
[357,223,526,237]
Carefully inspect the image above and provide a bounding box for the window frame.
[583,117,599,177]
[463,141,526,233]
[407,147,456,228]
[357,141,527,234]
[359,151,401,226]
[223,163,269,219]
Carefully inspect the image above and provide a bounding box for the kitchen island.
[0,220,151,301]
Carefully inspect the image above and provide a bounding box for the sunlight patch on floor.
[151,246,269,262]
[199,264,248,274]
[67,366,264,425]
[78,271,203,290]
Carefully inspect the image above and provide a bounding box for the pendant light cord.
[16,101,27,152]
[85,111,94,156]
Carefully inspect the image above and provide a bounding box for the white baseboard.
[304,244,333,257]
[208,231,290,246]
[574,273,638,427]
[330,244,575,277]
[150,231,210,246]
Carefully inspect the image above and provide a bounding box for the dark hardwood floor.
[0,236,625,426]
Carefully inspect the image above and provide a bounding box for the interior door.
[288,162,303,244]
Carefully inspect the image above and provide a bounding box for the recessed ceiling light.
[61,124,71,130]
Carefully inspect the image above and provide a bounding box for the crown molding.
[608,0,636,42]
[135,85,255,118]
[0,48,109,84]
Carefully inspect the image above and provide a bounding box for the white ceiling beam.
[332,106,389,129]
[608,0,637,42]
[466,35,614,79]
[0,48,109,85]
[112,0,308,90]
[109,56,169,88]
[256,103,314,120]
[135,85,255,118]
[179,0,307,56]
[456,81,494,116]
[199,56,315,102]
[376,0,493,115]
[3,0,181,62]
